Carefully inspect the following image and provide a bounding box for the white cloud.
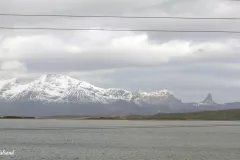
[1,60,27,71]
[0,35,82,60]
[1,0,240,102]
[0,33,240,69]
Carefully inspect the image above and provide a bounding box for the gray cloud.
[1,0,240,102]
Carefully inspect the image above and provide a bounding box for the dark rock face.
[201,93,217,105]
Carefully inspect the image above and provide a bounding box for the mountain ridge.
[0,73,238,116]
[0,73,176,104]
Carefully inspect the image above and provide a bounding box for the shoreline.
[1,109,240,121]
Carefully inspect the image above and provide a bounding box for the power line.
[0,13,240,20]
[0,26,240,34]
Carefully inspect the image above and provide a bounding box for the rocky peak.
[201,93,217,105]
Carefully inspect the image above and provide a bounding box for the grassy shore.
[86,109,240,120]
[0,116,35,119]
[1,109,240,120]
[128,109,240,120]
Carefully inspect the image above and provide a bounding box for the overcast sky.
[1,0,240,103]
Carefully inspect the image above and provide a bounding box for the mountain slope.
[0,74,173,104]
[134,90,181,104]
[193,93,218,106]
[0,74,239,116]
[200,93,217,105]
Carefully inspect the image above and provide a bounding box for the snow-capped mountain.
[0,74,134,103]
[0,74,174,105]
[0,74,183,116]
[0,74,236,117]
[0,78,18,93]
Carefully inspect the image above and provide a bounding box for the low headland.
[43,109,240,120]
[1,109,240,120]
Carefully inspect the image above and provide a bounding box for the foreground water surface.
[0,120,240,160]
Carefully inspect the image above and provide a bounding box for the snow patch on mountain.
[133,90,181,104]
[0,74,136,104]
[0,74,178,106]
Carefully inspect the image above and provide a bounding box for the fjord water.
[0,120,240,160]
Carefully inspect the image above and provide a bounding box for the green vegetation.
[3,109,240,120]
[84,109,240,120]
[126,109,240,120]
[0,116,35,119]
[86,116,126,120]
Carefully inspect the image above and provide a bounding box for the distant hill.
[126,109,240,120]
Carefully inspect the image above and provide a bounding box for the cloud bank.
[1,0,240,103]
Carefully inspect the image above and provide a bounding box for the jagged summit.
[199,93,217,105]
[202,93,213,103]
